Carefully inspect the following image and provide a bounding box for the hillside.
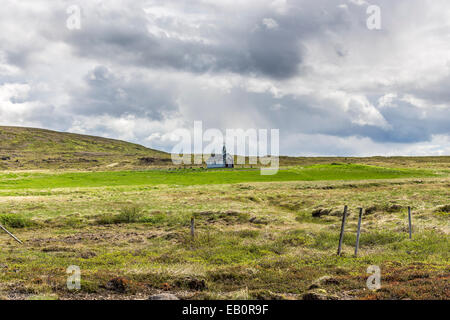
[0,126,170,170]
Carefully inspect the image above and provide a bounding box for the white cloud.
[262,18,279,29]
[283,133,450,157]
[348,0,368,6]
[0,0,449,156]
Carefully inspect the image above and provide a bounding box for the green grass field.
[0,164,442,190]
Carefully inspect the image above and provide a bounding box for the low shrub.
[0,214,33,228]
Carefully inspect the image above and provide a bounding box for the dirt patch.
[79,251,97,259]
[41,246,76,253]
[312,208,332,218]
[29,228,161,246]
[312,208,345,217]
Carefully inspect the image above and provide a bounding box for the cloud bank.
[0,0,449,156]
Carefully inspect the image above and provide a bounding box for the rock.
[148,293,179,300]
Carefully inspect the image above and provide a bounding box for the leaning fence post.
[354,208,363,256]
[0,223,23,244]
[408,206,412,239]
[190,217,195,240]
[337,205,348,256]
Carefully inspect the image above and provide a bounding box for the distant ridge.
[0,126,170,170]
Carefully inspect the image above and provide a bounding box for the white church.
[206,144,234,169]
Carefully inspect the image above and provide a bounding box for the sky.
[0,0,449,156]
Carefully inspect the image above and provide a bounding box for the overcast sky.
[0,0,449,156]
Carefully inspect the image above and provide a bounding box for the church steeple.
[222,143,226,165]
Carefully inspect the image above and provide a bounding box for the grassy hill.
[0,126,170,170]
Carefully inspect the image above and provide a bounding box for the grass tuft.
[0,214,34,228]
[95,206,143,225]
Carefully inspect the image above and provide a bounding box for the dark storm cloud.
[68,66,178,120]
[58,1,353,79]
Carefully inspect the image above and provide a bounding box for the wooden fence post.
[354,208,363,256]
[337,205,348,256]
[408,206,412,239]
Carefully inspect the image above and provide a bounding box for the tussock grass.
[96,206,144,225]
[0,214,34,228]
